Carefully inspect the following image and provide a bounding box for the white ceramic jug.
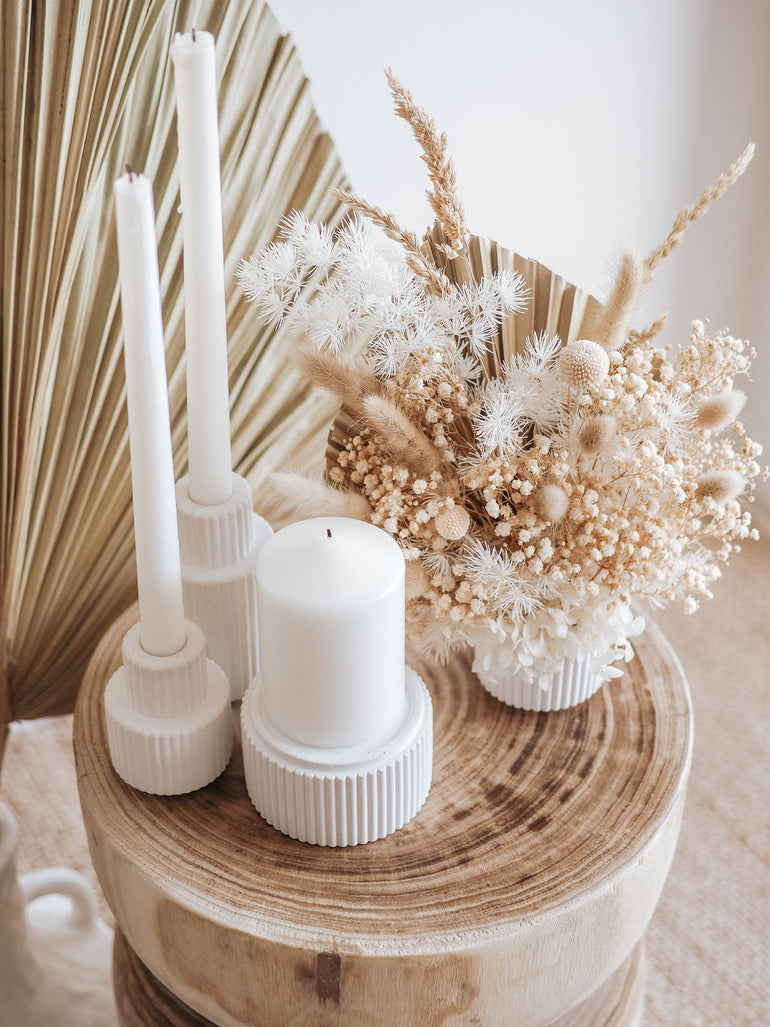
[0,801,117,1026]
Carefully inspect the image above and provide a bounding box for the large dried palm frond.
[1,0,348,731]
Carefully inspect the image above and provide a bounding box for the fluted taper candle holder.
[104,619,232,795]
[176,472,272,701]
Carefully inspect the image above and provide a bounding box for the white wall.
[269,0,770,503]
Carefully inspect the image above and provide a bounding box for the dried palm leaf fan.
[0,0,348,746]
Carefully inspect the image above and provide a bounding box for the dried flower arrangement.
[238,72,766,696]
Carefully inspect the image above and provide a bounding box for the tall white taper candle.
[171,30,233,507]
[114,172,187,657]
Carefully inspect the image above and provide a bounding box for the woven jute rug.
[2,508,769,1025]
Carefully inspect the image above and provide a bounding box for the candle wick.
[125,164,134,181]
[191,27,196,41]
[327,529,332,539]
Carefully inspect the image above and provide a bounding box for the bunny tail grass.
[294,344,380,406]
[362,395,444,473]
[266,473,372,522]
[589,251,647,349]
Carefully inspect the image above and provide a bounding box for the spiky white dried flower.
[473,379,527,457]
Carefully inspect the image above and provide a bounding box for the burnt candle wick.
[327,529,332,539]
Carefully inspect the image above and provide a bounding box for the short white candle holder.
[241,665,433,846]
[104,619,232,795]
[176,472,272,701]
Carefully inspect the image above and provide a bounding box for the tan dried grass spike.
[385,69,468,253]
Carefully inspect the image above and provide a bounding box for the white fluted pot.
[475,651,612,711]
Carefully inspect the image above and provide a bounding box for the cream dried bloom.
[559,339,610,392]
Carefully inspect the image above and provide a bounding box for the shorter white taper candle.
[114,171,186,657]
[171,29,232,507]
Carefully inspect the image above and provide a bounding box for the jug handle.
[21,868,99,930]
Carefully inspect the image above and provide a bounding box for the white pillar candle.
[171,29,232,507]
[256,518,407,749]
[114,173,187,657]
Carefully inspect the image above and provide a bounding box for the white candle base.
[176,473,272,701]
[241,666,433,846]
[104,620,232,795]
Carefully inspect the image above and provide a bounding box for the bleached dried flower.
[559,339,610,392]
[696,389,747,431]
[473,379,527,457]
[696,470,746,505]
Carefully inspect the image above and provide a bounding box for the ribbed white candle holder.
[104,620,232,794]
[476,653,608,712]
[176,472,272,701]
[241,666,433,846]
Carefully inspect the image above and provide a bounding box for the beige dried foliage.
[628,312,669,347]
[1,0,348,726]
[384,68,468,252]
[644,143,755,279]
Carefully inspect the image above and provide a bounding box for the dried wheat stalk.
[644,143,755,279]
[385,68,468,253]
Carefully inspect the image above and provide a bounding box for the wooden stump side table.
[74,608,692,1027]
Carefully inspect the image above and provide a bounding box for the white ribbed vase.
[475,651,610,712]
